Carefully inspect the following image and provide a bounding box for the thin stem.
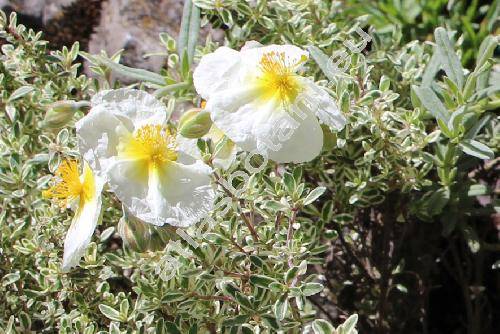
[190,292,234,303]
[240,210,260,242]
[287,209,297,268]
[212,171,259,243]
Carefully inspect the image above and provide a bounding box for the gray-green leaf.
[460,139,494,160]
[434,28,464,90]
[303,187,326,205]
[413,86,450,122]
[312,319,335,334]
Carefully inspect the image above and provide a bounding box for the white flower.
[76,89,215,227]
[43,160,103,272]
[193,42,346,163]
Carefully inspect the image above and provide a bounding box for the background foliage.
[1,0,498,333]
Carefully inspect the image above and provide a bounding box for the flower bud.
[42,100,88,129]
[321,124,337,152]
[117,207,176,252]
[179,108,213,138]
[117,207,152,252]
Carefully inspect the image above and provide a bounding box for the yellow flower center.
[43,160,95,208]
[256,51,306,104]
[119,125,178,168]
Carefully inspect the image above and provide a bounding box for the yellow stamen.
[256,51,306,104]
[119,125,178,169]
[43,160,95,208]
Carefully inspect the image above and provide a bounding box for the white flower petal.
[266,106,323,163]
[207,85,323,163]
[205,85,272,152]
[193,47,242,99]
[76,106,124,176]
[61,166,103,272]
[240,44,309,70]
[77,89,167,176]
[301,80,347,130]
[155,161,214,227]
[107,159,214,227]
[91,89,166,127]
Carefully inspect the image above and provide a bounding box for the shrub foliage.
[0,1,498,333]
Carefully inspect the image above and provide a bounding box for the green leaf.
[2,272,20,286]
[422,51,441,87]
[187,3,201,64]
[178,0,192,57]
[262,200,288,211]
[261,314,280,330]
[467,184,489,196]
[428,188,450,215]
[337,314,358,334]
[98,304,124,322]
[434,28,464,90]
[460,139,494,160]
[235,292,253,311]
[97,56,165,85]
[413,86,450,122]
[165,321,182,334]
[222,314,250,327]
[464,113,493,140]
[8,86,34,102]
[476,35,499,71]
[285,267,299,283]
[154,82,190,98]
[301,282,324,296]
[178,0,201,65]
[283,172,296,194]
[303,187,326,205]
[312,319,335,334]
[162,292,185,303]
[249,274,278,288]
[273,295,288,321]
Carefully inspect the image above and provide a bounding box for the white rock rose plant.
[1,1,498,333]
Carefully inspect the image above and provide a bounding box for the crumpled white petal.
[106,159,214,227]
[76,89,167,177]
[240,44,309,69]
[90,89,167,127]
[193,47,242,100]
[193,42,346,163]
[62,164,104,272]
[205,85,324,163]
[77,88,215,228]
[301,80,346,130]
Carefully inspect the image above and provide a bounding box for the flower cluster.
[44,43,346,271]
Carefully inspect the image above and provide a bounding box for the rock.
[1,0,76,23]
[88,0,184,73]
[88,0,225,76]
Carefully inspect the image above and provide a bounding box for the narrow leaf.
[460,139,494,160]
[187,3,201,64]
[338,314,358,334]
[8,86,34,102]
[422,51,441,87]
[312,319,335,334]
[414,86,450,122]
[434,28,464,90]
[178,0,192,57]
[97,56,165,85]
[303,187,326,205]
[98,304,123,322]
